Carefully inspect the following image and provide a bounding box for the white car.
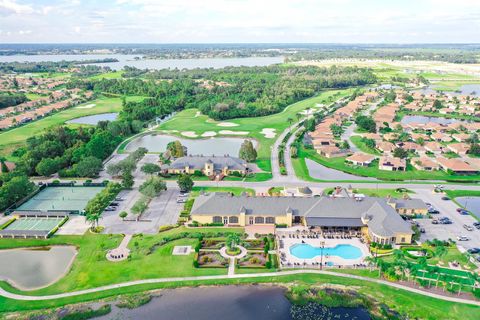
[456,236,470,241]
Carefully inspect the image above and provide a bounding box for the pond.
[305,158,377,181]
[66,112,118,125]
[456,197,480,219]
[0,246,76,290]
[0,54,283,71]
[98,285,370,320]
[400,115,459,125]
[125,134,255,156]
[417,84,480,97]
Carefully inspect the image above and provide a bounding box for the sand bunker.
[201,131,217,137]
[76,104,96,109]
[181,131,199,138]
[217,122,239,127]
[219,130,249,136]
[260,128,276,138]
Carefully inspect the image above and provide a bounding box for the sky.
[0,0,479,43]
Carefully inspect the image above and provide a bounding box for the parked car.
[110,202,119,207]
[456,236,470,241]
[428,209,440,214]
[425,202,432,207]
[420,228,426,233]
[467,248,480,254]
[441,196,450,201]
[477,256,480,263]
[104,207,116,211]
[176,198,187,203]
[432,219,439,225]
[463,224,474,231]
[115,197,124,201]
[459,210,469,215]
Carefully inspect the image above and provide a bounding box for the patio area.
[276,229,370,268]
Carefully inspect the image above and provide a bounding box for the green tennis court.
[5,217,64,232]
[17,186,104,212]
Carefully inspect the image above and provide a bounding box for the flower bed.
[195,251,228,268]
[242,239,265,250]
[238,253,267,268]
[201,239,226,250]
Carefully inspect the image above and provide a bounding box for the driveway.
[415,189,480,250]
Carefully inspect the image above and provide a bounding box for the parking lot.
[414,189,480,251]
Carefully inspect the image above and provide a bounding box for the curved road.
[1,270,479,306]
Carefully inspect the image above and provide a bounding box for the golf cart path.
[1,270,479,306]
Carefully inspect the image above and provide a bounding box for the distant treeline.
[287,49,480,64]
[0,58,118,73]
[68,65,376,121]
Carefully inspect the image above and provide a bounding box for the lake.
[66,112,118,125]
[456,197,480,219]
[126,134,255,156]
[417,84,480,97]
[401,115,459,125]
[0,54,283,70]
[98,286,370,320]
[0,246,76,290]
[305,158,377,181]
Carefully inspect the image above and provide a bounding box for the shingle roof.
[191,193,412,237]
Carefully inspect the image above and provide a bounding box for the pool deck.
[277,236,370,267]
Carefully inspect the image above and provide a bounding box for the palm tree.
[295,112,302,121]
[364,256,376,272]
[85,213,100,231]
[226,233,241,250]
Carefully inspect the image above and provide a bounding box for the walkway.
[1,269,479,306]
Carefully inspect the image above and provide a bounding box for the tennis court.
[17,186,104,212]
[5,217,64,232]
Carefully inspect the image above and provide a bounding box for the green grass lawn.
[350,136,381,155]
[157,89,353,172]
[89,71,124,80]
[323,187,414,198]
[24,93,48,101]
[294,146,480,182]
[191,186,255,196]
[0,95,145,156]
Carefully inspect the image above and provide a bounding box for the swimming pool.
[289,243,363,260]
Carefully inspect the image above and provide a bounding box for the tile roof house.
[411,157,440,171]
[447,143,470,156]
[316,145,350,158]
[345,153,376,166]
[378,156,406,171]
[436,157,479,174]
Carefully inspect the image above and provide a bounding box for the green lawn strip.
[350,136,382,155]
[190,187,254,196]
[0,273,478,319]
[296,146,480,182]
[322,187,414,198]
[0,95,146,156]
[88,71,124,80]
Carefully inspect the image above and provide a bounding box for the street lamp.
[320,241,325,270]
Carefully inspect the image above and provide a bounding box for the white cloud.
[0,0,33,15]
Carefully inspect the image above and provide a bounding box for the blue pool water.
[290,244,363,260]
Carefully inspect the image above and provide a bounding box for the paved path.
[271,123,299,181]
[1,270,479,306]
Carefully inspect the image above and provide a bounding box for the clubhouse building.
[191,193,414,245]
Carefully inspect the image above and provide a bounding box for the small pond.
[400,115,459,125]
[126,134,255,156]
[0,246,76,290]
[98,285,370,320]
[305,158,377,181]
[66,112,118,125]
[456,197,480,219]
[417,84,480,97]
